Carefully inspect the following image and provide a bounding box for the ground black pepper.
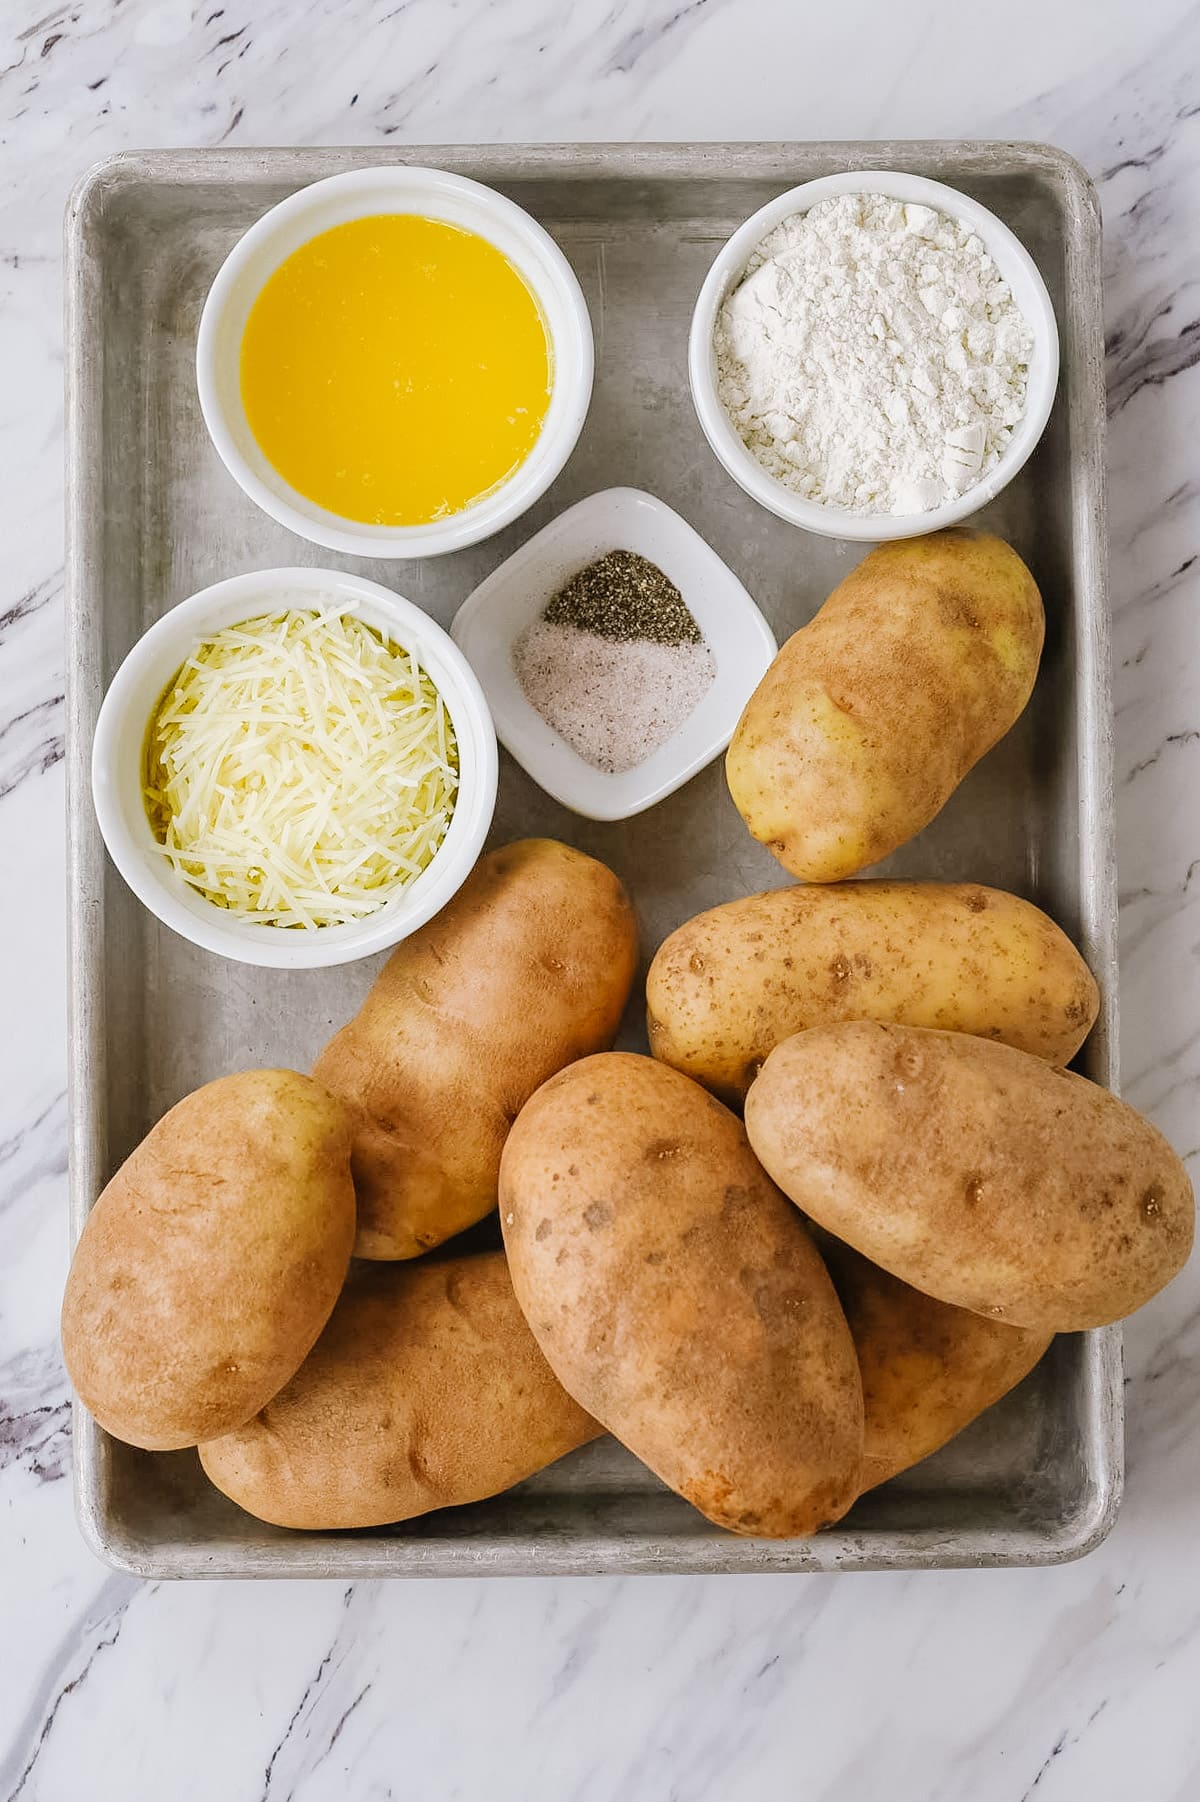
[544,550,702,646]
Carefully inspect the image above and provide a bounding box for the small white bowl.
[689,171,1060,542]
[451,488,776,822]
[92,567,498,969]
[196,166,594,559]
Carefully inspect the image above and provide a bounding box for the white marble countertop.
[3,0,1199,1795]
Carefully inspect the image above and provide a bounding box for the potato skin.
[199,1253,601,1529]
[816,1233,1052,1492]
[500,1053,864,1537]
[313,839,639,1260]
[726,531,1045,882]
[61,1070,355,1451]
[745,1022,1194,1332]
[647,880,1098,1104]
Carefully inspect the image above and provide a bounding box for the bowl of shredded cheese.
[92,568,497,967]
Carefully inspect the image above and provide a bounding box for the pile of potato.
[62,531,1194,1539]
[63,838,632,1522]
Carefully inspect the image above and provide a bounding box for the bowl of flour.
[689,172,1059,540]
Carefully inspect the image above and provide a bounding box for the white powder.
[715,193,1035,516]
[513,622,716,775]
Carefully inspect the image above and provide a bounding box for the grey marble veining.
[1,0,1198,1796]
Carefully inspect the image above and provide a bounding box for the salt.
[513,620,716,775]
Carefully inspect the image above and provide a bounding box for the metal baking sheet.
[65,142,1120,1577]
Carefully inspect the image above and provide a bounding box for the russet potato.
[647,879,1098,1104]
[313,838,639,1259]
[815,1232,1053,1492]
[499,1052,864,1537]
[726,531,1045,882]
[199,1252,601,1529]
[745,1022,1194,1333]
[61,1070,356,1451]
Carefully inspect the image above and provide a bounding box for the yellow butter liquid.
[240,214,552,526]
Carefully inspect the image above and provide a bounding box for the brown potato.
[816,1233,1053,1492]
[61,1070,355,1451]
[647,880,1098,1104]
[745,1022,1194,1332]
[314,838,639,1260]
[500,1052,863,1537]
[726,531,1045,882]
[199,1253,601,1529]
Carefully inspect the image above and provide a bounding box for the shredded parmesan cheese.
[144,606,459,930]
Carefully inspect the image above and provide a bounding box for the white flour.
[715,194,1035,516]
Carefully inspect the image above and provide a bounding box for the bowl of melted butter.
[197,166,594,558]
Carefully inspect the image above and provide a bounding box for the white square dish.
[450,487,777,821]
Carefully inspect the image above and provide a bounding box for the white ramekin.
[688,171,1060,542]
[92,568,498,968]
[196,166,594,559]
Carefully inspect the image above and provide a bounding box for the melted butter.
[240,214,552,526]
